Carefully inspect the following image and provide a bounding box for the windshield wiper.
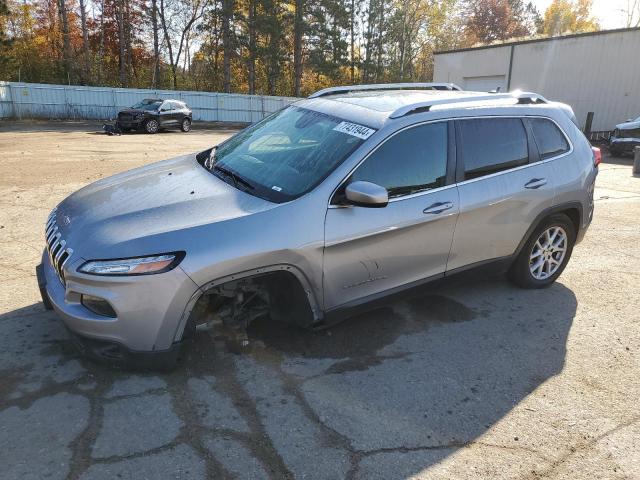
[213,164,255,191]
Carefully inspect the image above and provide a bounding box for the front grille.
[619,128,640,139]
[45,208,73,285]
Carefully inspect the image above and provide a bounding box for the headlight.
[78,252,184,276]
[135,113,145,119]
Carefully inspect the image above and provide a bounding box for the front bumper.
[116,118,144,129]
[37,250,200,362]
[609,137,640,154]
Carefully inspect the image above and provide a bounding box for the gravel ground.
[0,121,638,480]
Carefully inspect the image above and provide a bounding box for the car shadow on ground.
[601,147,636,166]
[0,276,577,479]
[186,275,576,478]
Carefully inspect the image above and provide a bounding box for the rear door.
[323,121,459,310]
[170,101,186,123]
[447,116,557,271]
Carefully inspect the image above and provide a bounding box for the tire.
[180,118,192,132]
[144,119,159,134]
[508,213,576,289]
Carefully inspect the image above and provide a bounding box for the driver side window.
[350,122,448,198]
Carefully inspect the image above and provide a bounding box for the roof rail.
[308,82,462,98]
[388,91,547,119]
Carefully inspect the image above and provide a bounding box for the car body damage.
[610,116,640,156]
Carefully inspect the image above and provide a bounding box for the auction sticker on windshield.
[333,122,376,140]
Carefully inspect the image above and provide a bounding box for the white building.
[433,28,640,132]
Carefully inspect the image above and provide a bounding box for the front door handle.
[423,201,453,214]
[524,178,547,189]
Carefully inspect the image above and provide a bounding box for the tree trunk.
[57,0,72,83]
[293,0,303,96]
[399,3,406,81]
[350,0,355,83]
[267,25,279,95]
[152,0,160,88]
[363,0,376,82]
[375,0,384,81]
[116,0,127,86]
[124,0,134,84]
[78,0,91,84]
[222,0,233,92]
[98,0,105,84]
[159,0,177,88]
[247,0,256,94]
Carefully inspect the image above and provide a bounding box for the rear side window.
[529,118,570,159]
[351,122,448,198]
[458,118,528,180]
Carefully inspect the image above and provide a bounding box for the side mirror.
[345,181,389,208]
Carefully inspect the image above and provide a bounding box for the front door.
[323,121,459,310]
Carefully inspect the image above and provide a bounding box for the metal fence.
[0,81,299,123]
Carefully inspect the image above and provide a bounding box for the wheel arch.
[514,202,583,259]
[173,264,322,342]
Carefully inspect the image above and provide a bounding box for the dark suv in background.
[116,98,193,134]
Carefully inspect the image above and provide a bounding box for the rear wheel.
[508,214,575,289]
[181,118,192,132]
[144,119,159,134]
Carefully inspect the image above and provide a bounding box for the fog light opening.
[81,294,117,318]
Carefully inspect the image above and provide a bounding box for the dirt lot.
[0,121,639,480]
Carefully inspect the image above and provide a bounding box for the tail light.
[592,147,601,167]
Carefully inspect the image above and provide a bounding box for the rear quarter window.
[529,118,570,159]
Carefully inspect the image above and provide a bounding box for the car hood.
[55,154,277,257]
[615,119,640,130]
[119,108,152,115]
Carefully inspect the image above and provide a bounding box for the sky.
[531,0,634,29]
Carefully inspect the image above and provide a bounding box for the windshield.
[207,106,372,202]
[131,99,162,111]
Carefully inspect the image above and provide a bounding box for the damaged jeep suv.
[37,83,599,366]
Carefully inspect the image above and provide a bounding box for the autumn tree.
[465,0,538,43]
[0,0,497,96]
[542,0,599,35]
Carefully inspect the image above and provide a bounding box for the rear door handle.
[423,201,453,214]
[524,178,547,189]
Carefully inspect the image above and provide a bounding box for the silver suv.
[36,84,599,366]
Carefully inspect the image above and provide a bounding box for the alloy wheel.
[146,120,159,133]
[529,226,568,280]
